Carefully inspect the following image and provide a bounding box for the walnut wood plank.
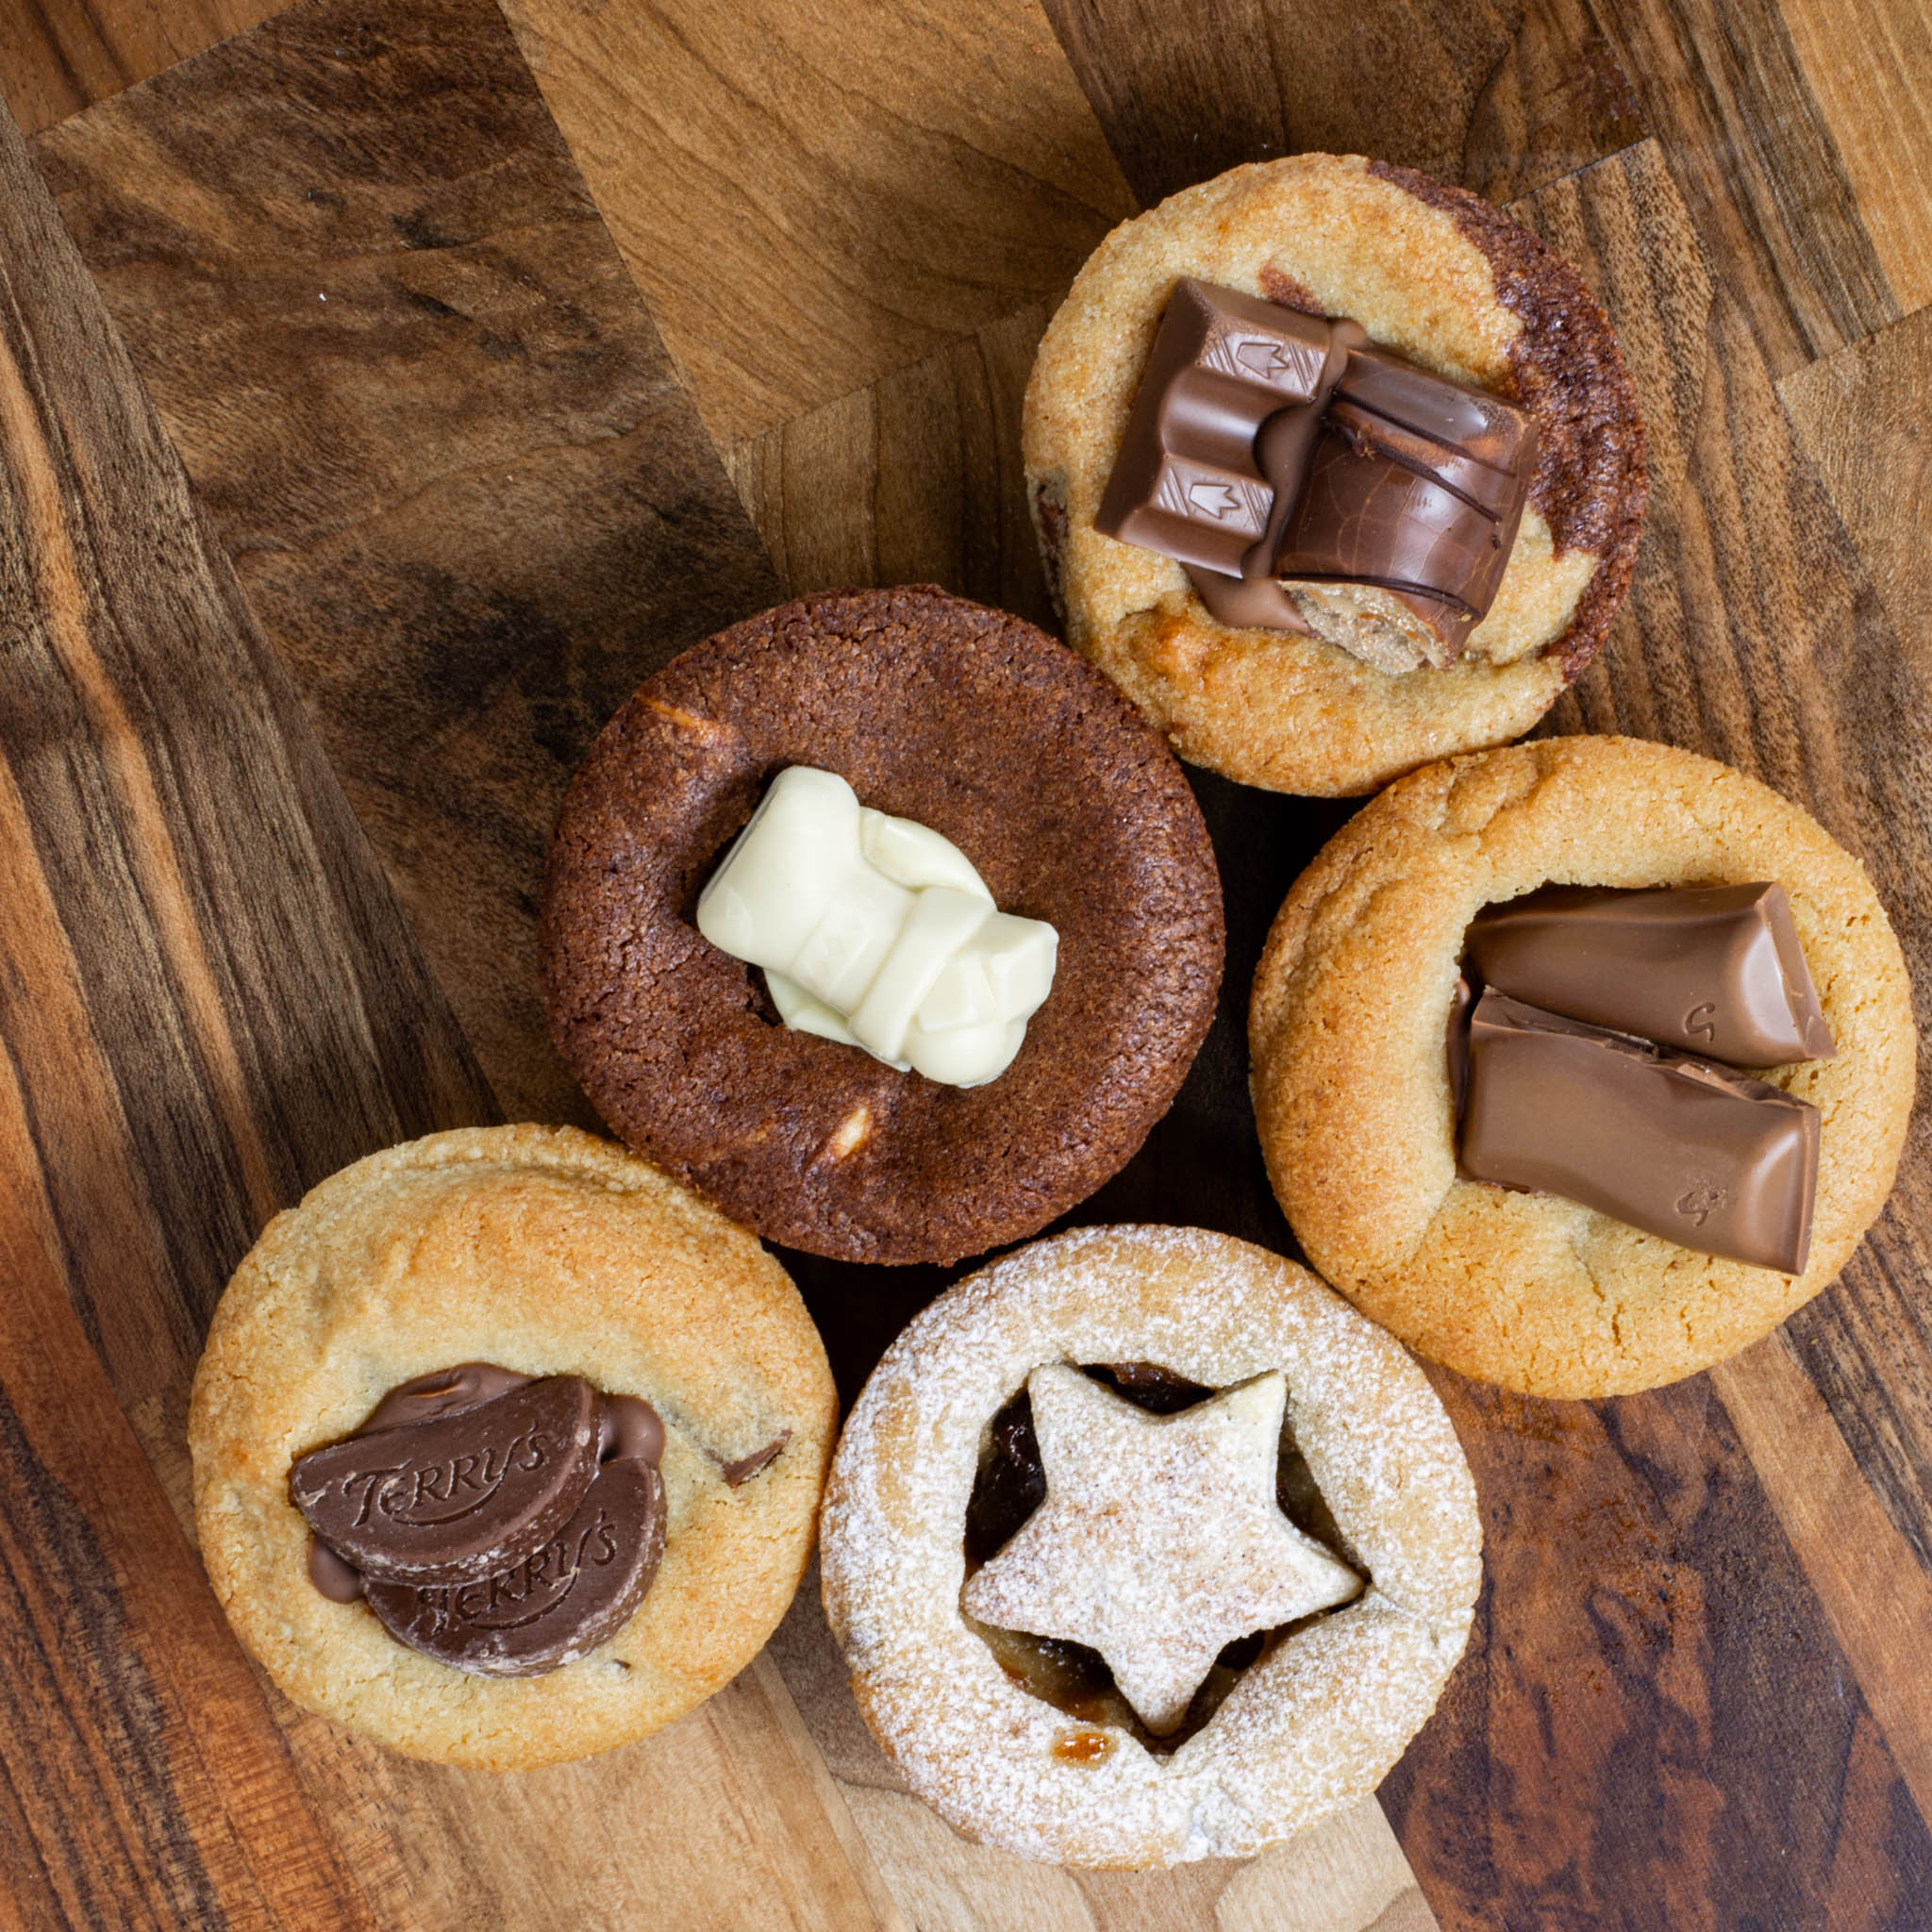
[1711,1334,1932,1824]
[498,0,1136,443]
[1589,0,1906,374]
[0,73,902,1932]
[1777,0,1932,315]
[0,1137,388,1932]
[0,0,277,135]
[32,0,787,1129]
[0,87,445,1929]
[1507,138,1932,1906]
[721,301,1059,634]
[1778,303,1932,691]
[1033,0,1648,209]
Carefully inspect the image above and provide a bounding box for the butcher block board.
[2,0,1931,1924]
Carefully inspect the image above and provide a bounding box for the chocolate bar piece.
[1095,278,1341,577]
[1458,990,1819,1273]
[1465,882,1835,1067]
[365,1457,665,1677]
[290,1374,602,1586]
[1274,355,1537,661]
[1094,278,1537,665]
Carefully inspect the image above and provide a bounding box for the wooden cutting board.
[3,0,1931,1924]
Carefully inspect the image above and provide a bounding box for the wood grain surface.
[0,65,903,1932]
[497,0,1136,443]
[1,0,1930,1924]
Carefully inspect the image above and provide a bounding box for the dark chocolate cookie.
[541,587,1224,1264]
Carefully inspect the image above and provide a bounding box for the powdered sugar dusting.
[961,1367,1360,1732]
[819,1224,1482,1867]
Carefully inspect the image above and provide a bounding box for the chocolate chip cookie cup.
[541,587,1224,1267]
[819,1225,1481,1868]
[1024,153,1647,797]
[190,1125,836,1769]
[1249,738,1917,1397]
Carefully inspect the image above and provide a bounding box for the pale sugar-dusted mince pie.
[1249,737,1917,1396]
[190,1125,836,1769]
[819,1225,1482,1867]
[1024,152,1647,796]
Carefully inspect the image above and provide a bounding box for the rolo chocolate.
[291,1374,601,1586]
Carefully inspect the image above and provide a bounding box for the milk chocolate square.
[1458,990,1818,1273]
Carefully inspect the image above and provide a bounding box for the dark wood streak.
[3,21,908,1932]
[32,0,785,1127]
[0,1398,224,1931]
[0,83,485,1928]
[1522,149,1932,1606]
[1589,0,1901,375]
[1034,0,1647,209]
[0,1141,389,1927]
[1383,1374,1932,1931]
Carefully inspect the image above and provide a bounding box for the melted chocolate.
[366,1459,666,1677]
[1096,278,1536,659]
[359,1361,532,1433]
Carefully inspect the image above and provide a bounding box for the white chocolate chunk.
[696,766,1058,1088]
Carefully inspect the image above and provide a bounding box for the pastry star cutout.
[961,1365,1363,1734]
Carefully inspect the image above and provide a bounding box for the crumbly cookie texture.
[1024,153,1645,797]
[820,1225,1481,1868]
[190,1124,836,1769]
[1249,738,1917,1396]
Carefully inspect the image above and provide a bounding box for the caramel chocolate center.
[1094,277,1537,668]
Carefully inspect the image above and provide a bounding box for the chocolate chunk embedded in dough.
[720,1431,791,1487]
[291,1375,601,1586]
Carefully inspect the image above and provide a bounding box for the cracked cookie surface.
[541,587,1224,1266]
[1249,738,1915,1395]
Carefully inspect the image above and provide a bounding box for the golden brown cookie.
[190,1124,836,1768]
[820,1225,1481,1867]
[1024,153,1646,797]
[1250,738,1916,1396]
